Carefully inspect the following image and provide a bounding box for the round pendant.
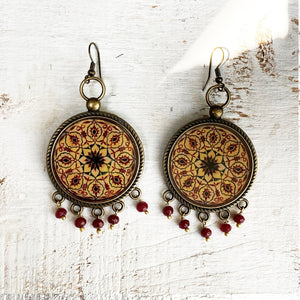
[163,118,257,212]
[47,111,144,208]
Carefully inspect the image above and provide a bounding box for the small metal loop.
[162,190,174,203]
[218,208,230,221]
[129,187,141,200]
[112,201,125,213]
[178,204,190,217]
[198,211,210,223]
[91,207,104,218]
[52,191,64,204]
[79,76,106,102]
[70,204,83,215]
[206,84,231,108]
[237,198,249,211]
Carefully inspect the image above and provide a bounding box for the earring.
[46,43,147,233]
[162,47,257,240]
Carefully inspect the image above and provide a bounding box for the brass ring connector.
[206,84,231,108]
[79,76,106,102]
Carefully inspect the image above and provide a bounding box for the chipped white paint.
[0,0,298,299]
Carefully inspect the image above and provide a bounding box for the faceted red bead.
[233,214,245,224]
[163,206,174,217]
[75,217,86,228]
[92,218,104,229]
[201,227,212,238]
[136,201,148,212]
[220,223,232,233]
[179,219,190,229]
[108,214,119,224]
[55,207,67,219]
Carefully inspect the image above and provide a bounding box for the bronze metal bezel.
[46,110,144,208]
[162,118,257,213]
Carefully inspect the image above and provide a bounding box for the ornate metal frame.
[46,110,144,208]
[162,117,257,213]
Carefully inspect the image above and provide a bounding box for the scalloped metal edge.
[46,111,144,208]
[162,117,257,213]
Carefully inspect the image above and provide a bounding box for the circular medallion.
[163,118,257,211]
[47,111,144,207]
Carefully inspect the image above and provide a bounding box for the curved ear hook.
[88,42,102,79]
[79,42,106,104]
[202,47,230,91]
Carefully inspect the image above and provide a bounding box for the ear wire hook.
[87,42,102,79]
[80,42,106,105]
[202,47,230,91]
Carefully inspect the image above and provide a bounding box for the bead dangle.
[161,47,257,240]
[47,42,146,232]
[130,187,149,215]
[162,190,174,219]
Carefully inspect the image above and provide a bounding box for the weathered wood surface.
[0,0,298,299]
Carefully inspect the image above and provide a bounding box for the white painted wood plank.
[0,0,298,298]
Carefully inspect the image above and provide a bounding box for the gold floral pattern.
[169,123,252,208]
[52,117,138,202]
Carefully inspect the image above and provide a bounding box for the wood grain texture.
[0,0,298,299]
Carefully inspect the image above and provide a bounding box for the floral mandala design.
[52,118,138,203]
[169,123,252,208]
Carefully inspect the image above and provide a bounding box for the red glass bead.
[136,201,148,213]
[108,214,119,224]
[55,207,67,219]
[163,206,174,217]
[92,218,104,229]
[179,219,190,230]
[220,223,232,235]
[75,217,86,228]
[233,214,245,225]
[201,227,212,239]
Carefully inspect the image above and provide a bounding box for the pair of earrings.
[46,43,257,240]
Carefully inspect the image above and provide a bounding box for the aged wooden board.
[0,0,298,299]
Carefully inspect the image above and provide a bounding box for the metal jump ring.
[198,211,210,223]
[91,207,104,218]
[79,76,106,101]
[70,203,83,215]
[206,84,231,108]
[178,204,190,216]
[52,191,64,204]
[237,198,249,211]
[112,201,125,213]
[162,190,174,203]
[129,188,141,200]
[218,208,230,221]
